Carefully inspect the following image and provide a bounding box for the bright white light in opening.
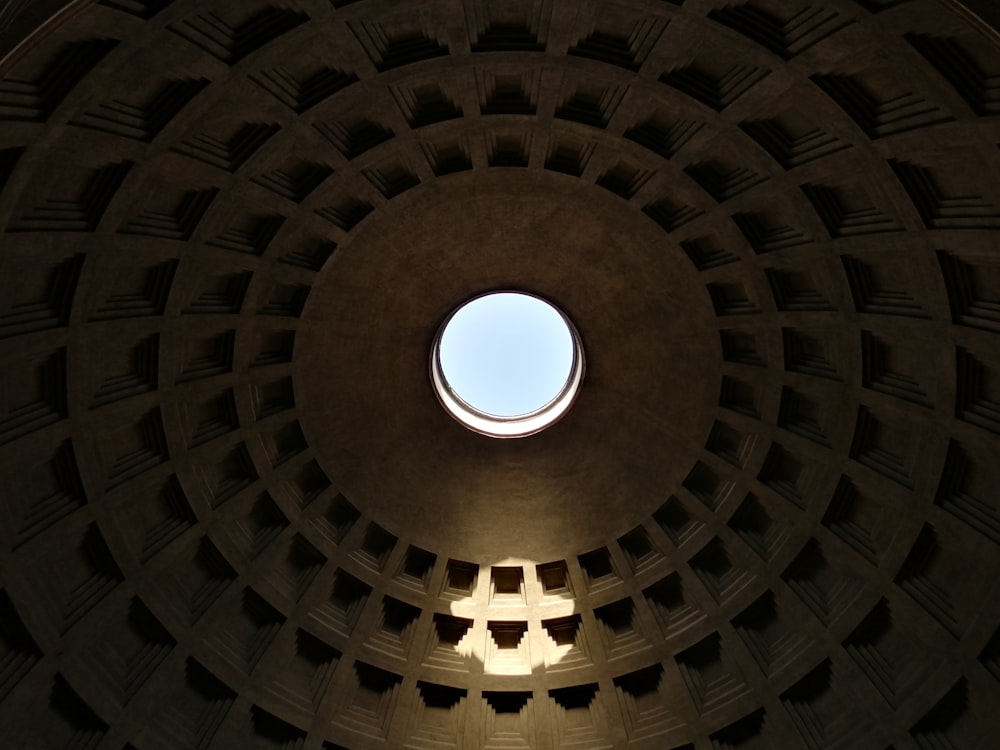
[441,293,572,416]
[431,292,584,438]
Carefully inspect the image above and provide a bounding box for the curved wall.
[1,1,999,748]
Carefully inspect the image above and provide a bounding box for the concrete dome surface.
[0,0,999,748]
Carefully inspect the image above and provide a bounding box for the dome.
[1,0,999,747]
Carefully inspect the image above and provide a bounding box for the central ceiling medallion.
[430,291,585,438]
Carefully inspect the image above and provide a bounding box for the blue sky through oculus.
[439,293,574,417]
